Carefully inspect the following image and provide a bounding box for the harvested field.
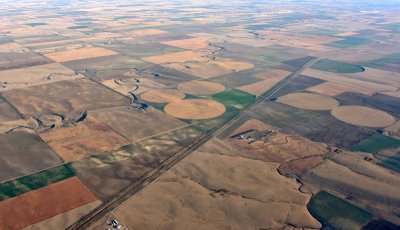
[0,63,83,91]
[279,156,326,177]
[278,93,340,110]
[210,68,264,88]
[141,89,185,103]
[40,115,130,162]
[114,151,321,229]
[253,69,291,79]
[44,47,119,62]
[3,78,130,118]
[22,200,101,230]
[178,80,225,96]
[238,75,286,96]
[0,130,62,183]
[161,37,209,50]
[165,99,226,120]
[335,31,359,36]
[163,59,254,79]
[102,77,167,96]
[0,52,53,71]
[306,81,369,96]
[142,50,207,64]
[385,121,400,139]
[282,114,374,149]
[302,68,397,94]
[0,177,97,229]
[331,106,396,128]
[127,29,168,37]
[271,75,325,98]
[92,106,186,142]
[0,42,29,52]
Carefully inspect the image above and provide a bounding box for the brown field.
[0,119,38,135]
[40,115,130,162]
[278,93,340,110]
[0,130,62,183]
[229,119,280,137]
[253,69,291,79]
[113,151,321,229]
[142,50,208,64]
[44,47,119,62]
[238,75,285,96]
[279,156,326,177]
[306,81,369,96]
[304,152,400,224]
[302,68,398,94]
[353,67,400,88]
[335,31,359,36]
[22,200,102,230]
[331,106,396,127]
[0,177,98,229]
[3,78,130,118]
[140,89,185,103]
[91,106,186,142]
[381,90,400,98]
[161,37,210,50]
[0,63,84,91]
[165,99,226,120]
[178,80,225,95]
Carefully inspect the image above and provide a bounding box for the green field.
[377,153,400,173]
[308,191,374,230]
[311,59,365,73]
[0,164,75,201]
[326,37,368,48]
[363,53,400,68]
[212,89,255,109]
[351,133,400,153]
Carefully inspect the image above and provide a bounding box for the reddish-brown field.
[0,177,98,229]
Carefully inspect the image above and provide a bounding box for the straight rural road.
[67,57,320,230]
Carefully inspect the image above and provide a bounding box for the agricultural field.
[0,0,399,229]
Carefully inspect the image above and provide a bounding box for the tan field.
[22,201,102,230]
[278,93,340,110]
[253,69,291,79]
[178,80,225,95]
[113,151,321,230]
[102,77,166,96]
[44,47,119,62]
[238,75,286,96]
[335,31,359,36]
[0,119,38,135]
[127,29,168,37]
[0,63,84,91]
[381,90,400,98]
[40,116,130,162]
[302,68,398,94]
[226,119,329,163]
[142,50,208,64]
[306,81,369,96]
[163,59,254,78]
[140,89,185,103]
[331,105,396,128]
[165,99,226,120]
[0,42,30,52]
[161,37,210,50]
[385,121,400,139]
[353,67,400,88]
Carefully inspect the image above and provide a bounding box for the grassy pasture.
[351,133,400,153]
[311,59,365,73]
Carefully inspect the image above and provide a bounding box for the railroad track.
[67,57,319,230]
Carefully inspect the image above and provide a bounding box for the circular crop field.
[165,99,226,120]
[279,93,340,110]
[331,106,396,127]
[140,89,185,103]
[178,80,225,96]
